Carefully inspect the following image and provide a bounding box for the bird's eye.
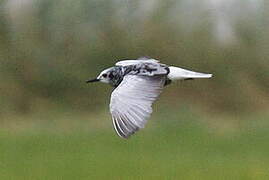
[109,73,114,79]
[102,74,107,78]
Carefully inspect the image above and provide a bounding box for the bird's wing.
[110,75,166,138]
[115,58,159,66]
[116,58,169,76]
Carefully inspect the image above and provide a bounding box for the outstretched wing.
[110,75,166,138]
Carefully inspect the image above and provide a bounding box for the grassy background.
[1,110,269,180]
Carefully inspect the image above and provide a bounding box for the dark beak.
[86,78,100,83]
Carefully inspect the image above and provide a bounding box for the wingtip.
[112,118,132,139]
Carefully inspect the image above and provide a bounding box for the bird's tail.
[167,66,212,81]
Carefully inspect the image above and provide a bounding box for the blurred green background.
[0,0,269,179]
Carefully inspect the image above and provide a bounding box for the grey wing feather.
[115,58,159,66]
[117,59,169,77]
[110,75,166,138]
[132,62,168,76]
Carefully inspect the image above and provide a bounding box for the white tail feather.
[168,66,212,81]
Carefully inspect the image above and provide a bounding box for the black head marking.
[109,73,114,79]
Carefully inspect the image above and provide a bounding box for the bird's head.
[86,67,114,84]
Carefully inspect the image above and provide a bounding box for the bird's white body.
[116,59,212,81]
[87,58,212,139]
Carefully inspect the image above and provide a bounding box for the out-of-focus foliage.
[0,0,268,116]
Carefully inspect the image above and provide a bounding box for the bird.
[86,57,212,139]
